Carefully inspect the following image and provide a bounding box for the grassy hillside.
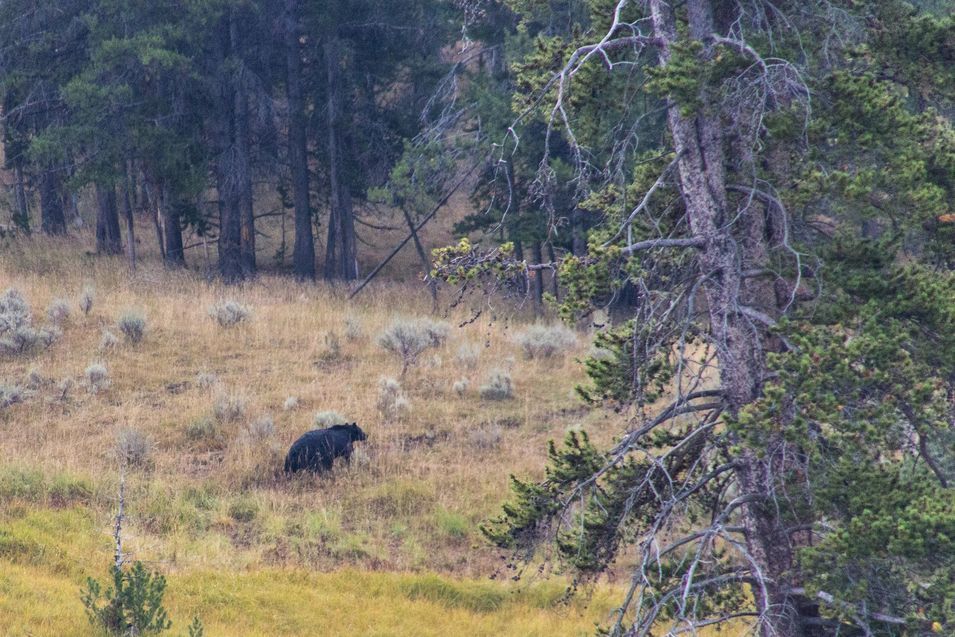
[0,236,635,635]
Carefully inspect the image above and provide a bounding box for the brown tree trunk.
[324,37,358,280]
[95,183,123,255]
[39,164,66,235]
[546,242,559,299]
[230,14,255,278]
[286,0,316,280]
[401,207,438,309]
[649,1,800,634]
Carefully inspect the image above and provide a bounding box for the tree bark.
[401,207,438,309]
[39,164,66,235]
[286,0,316,280]
[216,11,243,282]
[122,161,137,270]
[649,1,800,634]
[230,13,255,278]
[163,189,185,267]
[12,164,30,232]
[531,241,544,315]
[324,37,358,280]
[95,182,123,255]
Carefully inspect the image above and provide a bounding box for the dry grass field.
[0,233,641,635]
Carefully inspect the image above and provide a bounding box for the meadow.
[0,235,632,635]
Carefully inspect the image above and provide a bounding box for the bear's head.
[346,423,368,441]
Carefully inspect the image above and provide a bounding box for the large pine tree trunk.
[286,0,316,280]
[39,165,66,235]
[95,183,123,255]
[324,37,358,280]
[649,1,800,634]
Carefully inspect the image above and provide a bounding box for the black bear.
[284,423,368,474]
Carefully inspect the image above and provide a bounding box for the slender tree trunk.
[531,241,544,315]
[546,242,559,299]
[216,12,243,282]
[143,180,166,261]
[649,2,800,635]
[514,239,527,295]
[324,37,358,280]
[286,0,316,280]
[401,207,438,310]
[12,164,30,232]
[324,206,339,278]
[122,162,137,270]
[231,13,255,277]
[95,183,123,255]
[39,164,66,235]
[571,207,587,256]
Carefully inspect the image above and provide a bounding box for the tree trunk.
[324,37,358,280]
[546,242,559,299]
[571,207,587,256]
[531,241,544,315]
[39,165,66,235]
[216,11,243,282]
[12,164,30,232]
[95,183,123,255]
[122,162,137,270]
[230,13,255,278]
[649,1,800,634]
[401,207,438,310]
[162,187,185,267]
[286,0,316,280]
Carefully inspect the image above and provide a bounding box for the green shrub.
[81,562,172,635]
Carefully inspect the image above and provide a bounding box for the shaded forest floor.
[0,235,635,635]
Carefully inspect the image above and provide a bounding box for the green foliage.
[81,562,172,636]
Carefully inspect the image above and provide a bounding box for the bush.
[208,300,250,328]
[0,384,24,410]
[455,343,481,370]
[344,315,364,342]
[99,329,120,351]
[0,325,59,356]
[246,415,275,441]
[81,562,173,635]
[282,396,300,411]
[79,286,95,316]
[452,378,469,397]
[85,363,110,393]
[0,288,31,334]
[115,428,152,468]
[117,311,146,344]
[314,410,348,428]
[213,390,247,424]
[184,418,220,443]
[479,370,514,401]
[377,377,411,421]
[514,323,578,359]
[469,424,503,449]
[195,372,219,389]
[421,319,451,347]
[378,318,447,375]
[46,298,71,325]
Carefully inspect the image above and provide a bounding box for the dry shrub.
[377,377,411,421]
[209,300,251,328]
[117,311,146,344]
[479,369,514,401]
[514,323,577,359]
[84,362,110,394]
